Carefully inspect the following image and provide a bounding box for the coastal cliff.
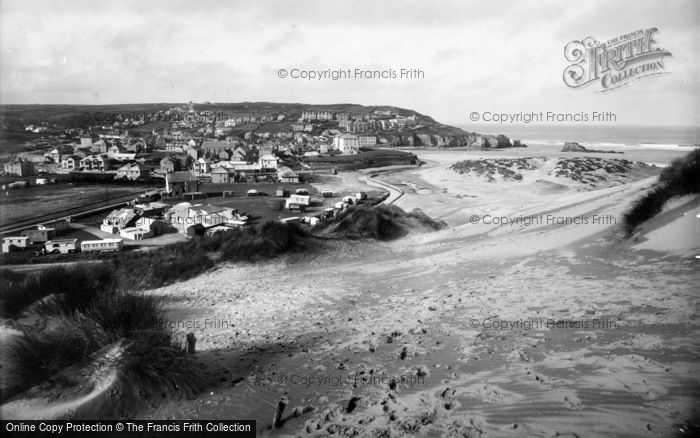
[380,132,525,148]
[562,141,622,154]
[0,102,528,151]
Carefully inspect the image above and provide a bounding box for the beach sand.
[133,147,700,437]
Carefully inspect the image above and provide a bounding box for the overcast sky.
[1,0,698,126]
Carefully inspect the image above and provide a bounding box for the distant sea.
[457,124,700,150]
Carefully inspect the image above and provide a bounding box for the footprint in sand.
[562,393,583,409]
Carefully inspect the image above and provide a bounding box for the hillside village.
[1,104,435,182]
[0,103,514,257]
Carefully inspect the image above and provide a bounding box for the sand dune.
[132,149,700,436]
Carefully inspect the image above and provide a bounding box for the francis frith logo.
[563,27,672,92]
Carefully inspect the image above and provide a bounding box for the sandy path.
[141,152,700,437]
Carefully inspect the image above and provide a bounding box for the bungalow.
[135,216,167,236]
[115,162,152,180]
[118,216,166,240]
[119,227,153,240]
[101,208,140,233]
[166,203,240,234]
[189,204,227,227]
[2,236,30,253]
[277,166,299,184]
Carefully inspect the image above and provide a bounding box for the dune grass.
[4,315,110,392]
[0,265,204,400]
[1,288,202,400]
[623,149,700,235]
[315,204,410,240]
[0,264,115,318]
[315,204,445,240]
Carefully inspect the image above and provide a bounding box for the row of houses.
[59,154,123,172]
[338,117,417,133]
[300,111,335,121]
[46,140,143,164]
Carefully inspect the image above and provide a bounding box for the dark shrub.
[0,264,115,318]
[317,204,409,240]
[122,332,204,398]
[220,221,311,262]
[623,149,700,235]
[86,291,162,338]
[3,314,109,391]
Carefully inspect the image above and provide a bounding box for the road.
[0,260,106,272]
[360,174,404,204]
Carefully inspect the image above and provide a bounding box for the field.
[302,148,419,170]
[161,180,384,224]
[0,184,148,225]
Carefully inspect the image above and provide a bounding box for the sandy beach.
[131,147,700,437]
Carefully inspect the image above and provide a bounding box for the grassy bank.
[623,149,700,235]
[0,265,202,401]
